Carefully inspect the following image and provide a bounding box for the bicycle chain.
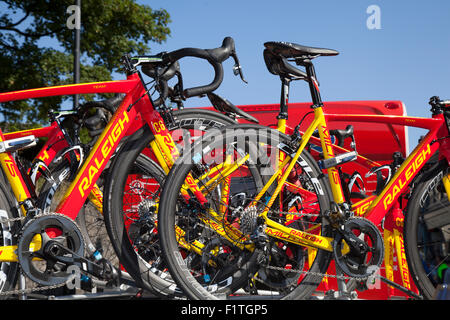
[205,209,380,287]
[0,213,81,298]
[0,275,73,297]
[250,265,380,298]
[264,210,381,282]
[257,262,375,282]
[262,213,384,299]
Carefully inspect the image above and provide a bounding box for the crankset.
[17,214,118,287]
[333,217,384,279]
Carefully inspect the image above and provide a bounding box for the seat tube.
[315,107,346,203]
[442,174,450,202]
[304,60,346,203]
[277,78,290,172]
[0,129,32,214]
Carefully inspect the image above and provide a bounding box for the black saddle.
[207,92,259,123]
[263,49,307,80]
[264,41,338,60]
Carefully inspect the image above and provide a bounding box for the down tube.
[56,97,138,220]
[365,130,439,225]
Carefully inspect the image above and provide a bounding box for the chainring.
[17,213,85,287]
[333,217,384,279]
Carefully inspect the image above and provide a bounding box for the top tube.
[0,77,140,103]
[325,113,442,130]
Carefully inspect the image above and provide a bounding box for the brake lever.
[175,70,184,95]
[232,53,248,84]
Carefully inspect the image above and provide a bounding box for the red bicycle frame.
[325,113,449,225]
[4,121,71,181]
[0,73,180,221]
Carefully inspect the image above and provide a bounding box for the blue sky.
[2,1,449,150]
[139,0,450,150]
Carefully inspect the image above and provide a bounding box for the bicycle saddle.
[207,92,259,123]
[263,49,307,80]
[81,93,125,113]
[264,41,339,59]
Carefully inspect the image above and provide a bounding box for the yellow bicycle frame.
[195,102,448,263]
[196,106,346,254]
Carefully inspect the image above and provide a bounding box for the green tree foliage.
[0,0,170,131]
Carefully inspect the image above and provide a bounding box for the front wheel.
[404,163,450,299]
[158,124,333,299]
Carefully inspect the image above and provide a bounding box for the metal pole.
[73,0,81,109]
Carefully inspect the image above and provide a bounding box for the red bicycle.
[0,37,257,299]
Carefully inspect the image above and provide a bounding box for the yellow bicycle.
[157,41,450,299]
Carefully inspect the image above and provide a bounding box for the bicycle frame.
[326,112,447,222]
[0,72,189,262]
[257,106,448,251]
[265,102,414,294]
[0,121,76,261]
[4,122,70,183]
[189,105,450,264]
[235,85,424,296]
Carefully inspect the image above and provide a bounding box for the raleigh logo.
[78,111,129,197]
[266,227,323,245]
[321,125,333,156]
[4,158,17,177]
[353,196,374,216]
[383,144,431,210]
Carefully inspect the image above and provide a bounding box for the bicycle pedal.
[318,151,357,169]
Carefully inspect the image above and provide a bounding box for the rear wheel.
[158,124,333,299]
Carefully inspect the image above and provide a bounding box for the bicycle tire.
[158,124,333,299]
[104,108,238,297]
[404,161,450,299]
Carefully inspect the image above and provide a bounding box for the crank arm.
[46,241,117,281]
[337,226,369,256]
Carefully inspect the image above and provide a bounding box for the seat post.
[303,60,323,108]
[277,77,290,120]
